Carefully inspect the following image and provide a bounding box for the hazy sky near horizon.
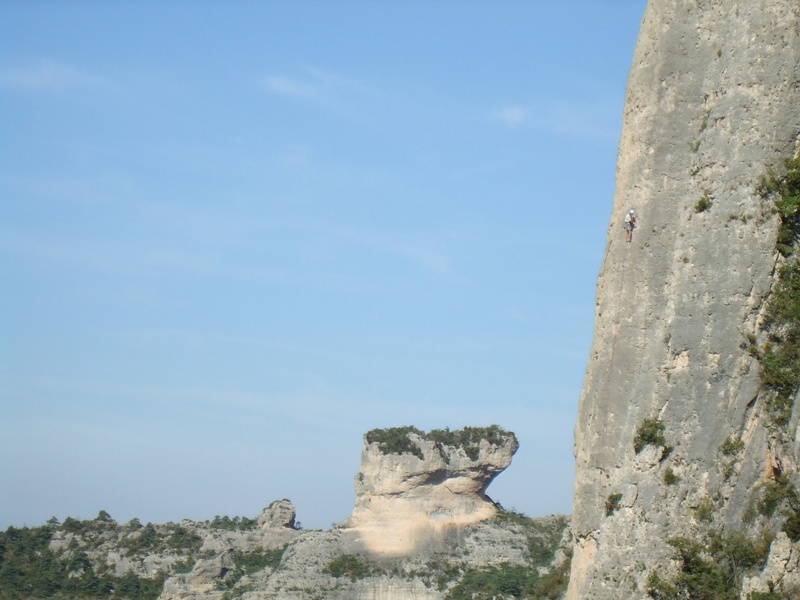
[1,1,647,530]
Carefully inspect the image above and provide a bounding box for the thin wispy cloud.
[492,96,619,141]
[262,66,389,122]
[264,75,317,99]
[0,59,104,92]
[494,105,529,127]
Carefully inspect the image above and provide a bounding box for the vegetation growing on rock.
[323,553,380,581]
[365,425,516,461]
[663,467,678,486]
[444,510,571,600]
[649,157,800,598]
[604,493,623,516]
[0,501,570,600]
[757,155,800,258]
[365,426,425,458]
[759,259,800,427]
[207,515,258,531]
[442,552,571,600]
[720,436,745,456]
[633,418,668,454]
[755,155,800,427]
[216,546,289,593]
[0,515,167,600]
[694,195,712,213]
[645,532,773,600]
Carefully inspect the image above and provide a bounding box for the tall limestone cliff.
[568,0,800,598]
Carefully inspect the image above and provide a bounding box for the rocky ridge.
[0,427,570,600]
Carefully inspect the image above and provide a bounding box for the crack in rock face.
[341,427,518,555]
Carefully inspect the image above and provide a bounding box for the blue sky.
[1,1,646,530]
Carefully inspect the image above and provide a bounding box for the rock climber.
[624,209,637,243]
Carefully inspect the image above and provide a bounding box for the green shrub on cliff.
[428,425,513,461]
[444,564,536,600]
[366,425,514,461]
[646,532,771,600]
[323,553,379,580]
[752,155,800,429]
[759,155,800,257]
[365,426,425,459]
[759,259,800,427]
[605,493,623,516]
[445,551,571,600]
[0,521,165,600]
[633,418,667,454]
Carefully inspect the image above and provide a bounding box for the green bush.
[172,559,194,574]
[695,195,713,212]
[121,523,162,556]
[721,437,746,456]
[634,419,667,454]
[664,467,678,485]
[113,572,166,600]
[323,553,378,581]
[215,546,289,591]
[365,426,424,459]
[759,261,800,427]
[167,525,203,553]
[694,497,716,523]
[760,155,800,256]
[492,508,569,570]
[365,425,515,461]
[427,425,514,461]
[234,546,287,572]
[605,493,623,516]
[0,523,165,600]
[646,570,679,599]
[208,515,258,531]
[444,564,537,600]
[756,475,797,518]
[532,550,572,600]
[647,532,772,600]
[753,156,800,429]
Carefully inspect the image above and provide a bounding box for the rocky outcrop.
[24,427,567,600]
[156,428,564,599]
[258,499,297,530]
[342,426,519,555]
[568,0,800,598]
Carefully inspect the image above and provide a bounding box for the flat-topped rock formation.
[342,425,519,555]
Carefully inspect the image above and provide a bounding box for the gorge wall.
[568,0,800,598]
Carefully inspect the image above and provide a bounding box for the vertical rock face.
[568,1,800,597]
